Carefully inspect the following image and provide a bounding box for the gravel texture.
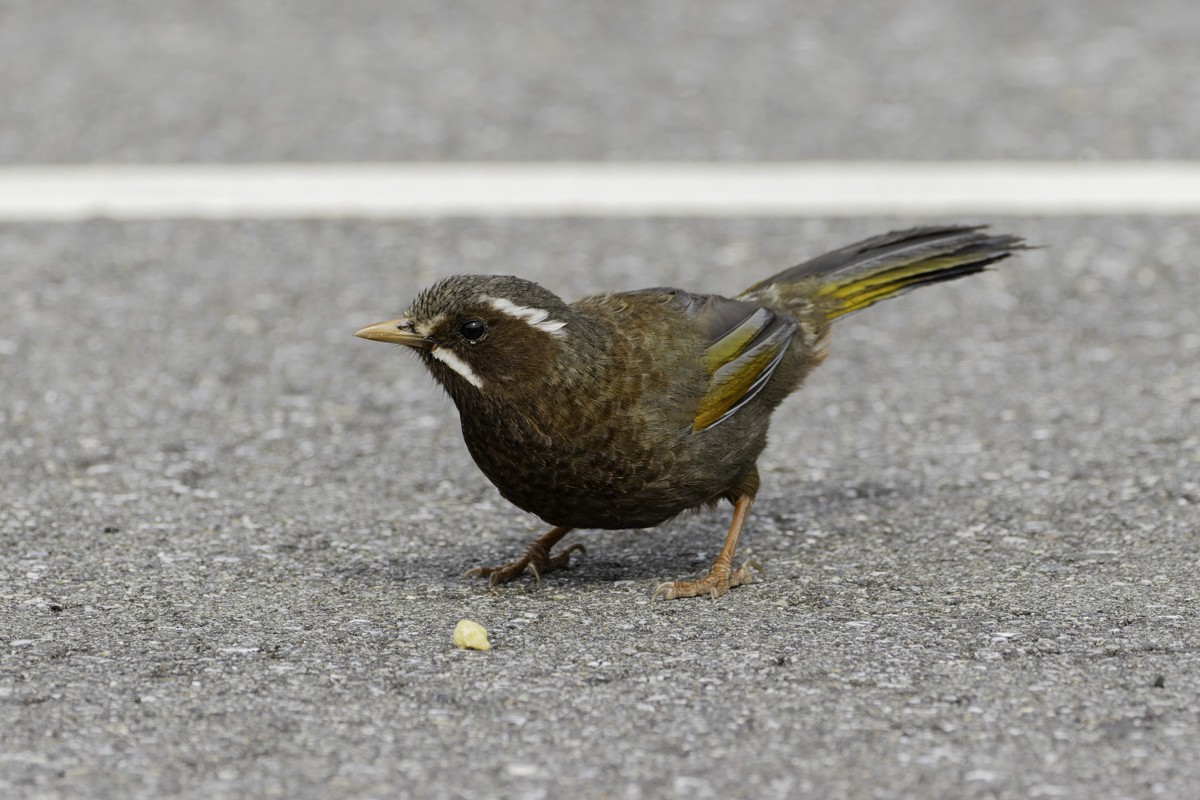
[2,217,1198,798]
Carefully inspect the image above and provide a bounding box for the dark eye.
[459,319,489,342]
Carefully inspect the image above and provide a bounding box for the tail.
[740,226,1027,322]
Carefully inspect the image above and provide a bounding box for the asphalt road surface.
[3,2,1199,799]
[3,0,1199,162]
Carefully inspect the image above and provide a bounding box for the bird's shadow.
[330,477,918,590]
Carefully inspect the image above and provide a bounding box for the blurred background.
[3,0,1197,162]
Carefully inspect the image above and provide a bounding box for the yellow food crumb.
[452,618,491,651]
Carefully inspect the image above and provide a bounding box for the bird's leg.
[653,494,761,600]
[463,526,584,587]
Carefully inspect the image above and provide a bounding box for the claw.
[561,543,587,561]
[651,581,676,601]
[652,559,762,601]
[462,526,580,589]
[653,493,760,601]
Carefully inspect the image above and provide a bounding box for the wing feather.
[689,298,796,432]
[626,288,797,432]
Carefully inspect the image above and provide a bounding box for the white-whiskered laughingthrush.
[355,226,1025,600]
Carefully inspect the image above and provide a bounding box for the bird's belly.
[474,442,693,528]
[461,417,758,530]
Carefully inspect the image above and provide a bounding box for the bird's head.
[355,275,577,401]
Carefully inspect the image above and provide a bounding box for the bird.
[355,225,1025,600]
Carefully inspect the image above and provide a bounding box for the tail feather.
[740,226,1026,322]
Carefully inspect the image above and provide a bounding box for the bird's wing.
[654,290,797,433]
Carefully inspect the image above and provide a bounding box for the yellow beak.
[353,319,432,349]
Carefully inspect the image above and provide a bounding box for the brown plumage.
[356,225,1025,599]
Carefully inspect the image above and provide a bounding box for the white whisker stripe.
[486,296,568,337]
[431,347,483,389]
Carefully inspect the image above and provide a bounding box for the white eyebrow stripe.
[414,313,447,338]
[430,347,484,389]
[485,296,568,337]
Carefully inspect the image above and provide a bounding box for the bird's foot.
[652,560,762,601]
[463,540,586,588]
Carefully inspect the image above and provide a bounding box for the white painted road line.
[1,162,1198,219]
